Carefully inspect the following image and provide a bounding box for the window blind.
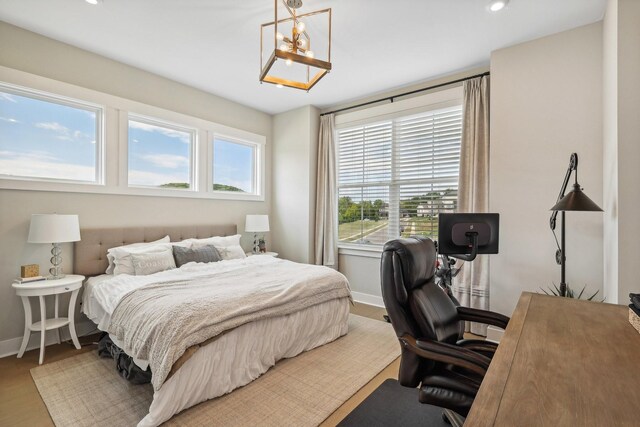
[337,105,462,246]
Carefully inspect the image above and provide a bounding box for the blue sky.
[213,139,253,192]
[0,91,97,181]
[0,90,253,190]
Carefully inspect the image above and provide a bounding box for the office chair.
[380,236,509,425]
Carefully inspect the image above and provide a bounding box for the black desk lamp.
[549,153,603,297]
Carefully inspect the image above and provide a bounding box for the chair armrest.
[399,334,490,377]
[457,339,499,356]
[457,306,510,330]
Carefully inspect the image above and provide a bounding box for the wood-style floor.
[0,303,392,426]
[0,303,472,426]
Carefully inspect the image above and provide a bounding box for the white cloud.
[140,154,189,169]
[128,169,189,187]
[35,121,69,133]
[0,93,17,103]
[129,120,191,144]
[0,150,59,162]
[0,116,19,124]
[213,163,252,192]
[0,151,94,181]
[34,122,93,143]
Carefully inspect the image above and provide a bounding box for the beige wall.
[490,23,604,316]
[603,0,619,303]
[271,105,319,263]
[0,22,272,346]
[603,0,640,304]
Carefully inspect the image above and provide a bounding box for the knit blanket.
[108,257,351,390]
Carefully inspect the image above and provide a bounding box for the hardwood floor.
[0,302,473,426]
[0,303,392,427]
[0,334,100,427]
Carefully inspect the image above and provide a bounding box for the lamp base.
[47,243,65,280]
[252,233,260,254]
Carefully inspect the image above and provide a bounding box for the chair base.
[442,409,465,427]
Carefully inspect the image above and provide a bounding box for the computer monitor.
[437,213,499,257]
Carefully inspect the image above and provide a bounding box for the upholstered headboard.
[73,224,237,277]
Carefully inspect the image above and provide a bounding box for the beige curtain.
[454,76,490,336]
[314,114,338,268]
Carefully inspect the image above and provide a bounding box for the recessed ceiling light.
[85,0,101,5]
[488,0,508,12]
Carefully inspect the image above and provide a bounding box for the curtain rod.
[319,71,490,117]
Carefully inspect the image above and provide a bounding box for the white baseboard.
[486,325,504,343]
[351,291,385,308]
[0,320,98,359]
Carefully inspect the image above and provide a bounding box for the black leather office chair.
[380,236,509,420]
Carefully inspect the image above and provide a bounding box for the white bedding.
[82,256,351,426]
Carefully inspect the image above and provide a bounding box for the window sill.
[0,178,265,202]
[338,243,383,259]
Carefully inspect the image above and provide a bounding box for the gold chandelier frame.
[260,0,332,91]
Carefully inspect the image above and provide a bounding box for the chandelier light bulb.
[276,32,284,41]
[305,50,314,58]
[488,0,508,12]
[279,44,289,51]
[296,21,306,32]
[276,84,283,88]
[286,59,293,66]
[85,0,100,4]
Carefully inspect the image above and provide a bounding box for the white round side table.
[12,274,85,364]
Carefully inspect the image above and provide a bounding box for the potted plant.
[540,283,604,302]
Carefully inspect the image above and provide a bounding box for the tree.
[343,204,361,223]
[160,182,189,189]
[339,196,356,223]
[213,183,245,192]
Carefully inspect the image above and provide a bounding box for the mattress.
[81,257,351,426]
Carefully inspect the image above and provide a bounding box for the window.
[337,105,462,247]
[127,115,195,190]
[212,137,258,195]
[0,85,102,183]
[0,72,267,200]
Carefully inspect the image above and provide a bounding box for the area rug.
[337,379,449,427]
[31,314,400,426]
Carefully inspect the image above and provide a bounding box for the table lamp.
[28,214,81,280]
[245,215,270,254]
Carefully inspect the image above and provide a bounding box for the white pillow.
[188,234,246,260]
[131,249,176,276]
[105,236,170,274]
[112,243,173,275]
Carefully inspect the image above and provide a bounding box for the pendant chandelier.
[260,0,332,91]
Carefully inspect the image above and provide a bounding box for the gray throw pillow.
[173,244,222,267]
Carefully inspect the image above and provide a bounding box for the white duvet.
[82,256,351,427]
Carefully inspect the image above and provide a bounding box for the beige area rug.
[31,314,400,426]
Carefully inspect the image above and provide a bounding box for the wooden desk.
[465,292,640,426]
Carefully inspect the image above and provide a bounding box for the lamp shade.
[550,183,603,212]
[28,214,81,243]
[245,215,270,233]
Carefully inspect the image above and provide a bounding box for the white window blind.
[337,105,462,246]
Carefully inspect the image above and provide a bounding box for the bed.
[74,225,351,427]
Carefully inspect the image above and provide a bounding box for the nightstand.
[246,251,279,257]
[12,274,85,364]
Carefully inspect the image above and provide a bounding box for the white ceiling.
[0,0,606,114]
